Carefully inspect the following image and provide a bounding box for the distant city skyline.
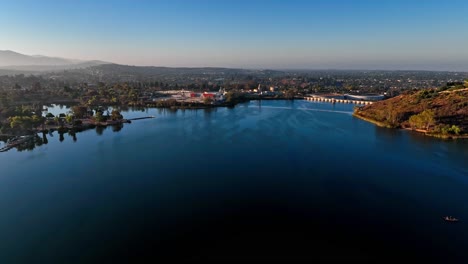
[1,0,467,71]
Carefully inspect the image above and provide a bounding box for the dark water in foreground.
[1,100,467,262]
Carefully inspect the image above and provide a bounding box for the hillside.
[0,50,108,75]
[0,60,107,73]
[354,82,468,138]
[0,50,78,66]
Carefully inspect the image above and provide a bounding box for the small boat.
[443,216,459,222]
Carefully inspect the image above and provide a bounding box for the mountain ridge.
[0,50,109,67]
[0,50,110,73]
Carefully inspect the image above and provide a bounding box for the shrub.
[437,124,461,135]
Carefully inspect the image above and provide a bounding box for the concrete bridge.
[344,94,385,101]
[304,96,374,105]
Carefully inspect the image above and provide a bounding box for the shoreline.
[2,99,466,149]
[140,96,301,110]
[352,113,395,128]
[0,98,299,147]
[0,117,155,153]
[353,112,468,140]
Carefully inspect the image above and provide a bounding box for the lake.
[1,100,467,262]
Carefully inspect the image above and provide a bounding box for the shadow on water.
[68,130,77,142]
[112,124,123,133]
[374,126,402,141]
[96,126,106,136]
[120,106,147,113]
[405,128,468,152]
[1,124,127,152]
[41,133,48,145]
[13,135,46,152]
[59,132,65,142]
[203,107,216,117]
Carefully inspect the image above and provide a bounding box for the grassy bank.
[352,112,394,128]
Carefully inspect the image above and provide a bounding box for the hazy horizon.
[1,0,467,71]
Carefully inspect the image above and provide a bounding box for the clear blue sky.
[1,0,467,70]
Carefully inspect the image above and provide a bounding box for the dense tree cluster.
[408,110,435,130]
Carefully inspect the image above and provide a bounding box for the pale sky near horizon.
[1,0,467,70]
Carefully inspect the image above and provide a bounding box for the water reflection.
[375,126,401,141]
[68,130,77,142]
[112,124,123,132]
[1,123,127,152]
[0,136,8,147]
[203,108,214,116]
[121,106,147,113]
[14,134,47,152]
[42,132,49,144]
[59,132,65,142]
[42,104,73,117]
[406,129,468,160]
[96,126,105,136]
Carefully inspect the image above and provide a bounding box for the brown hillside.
[354,88,468,137]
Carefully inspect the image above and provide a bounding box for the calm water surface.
[1,100,467,262]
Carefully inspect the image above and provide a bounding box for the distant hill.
[0,50,79,66]
[354,82,468,138]
[80,64,285,76]
[0,50,284,77]
[0,50,109,74]
[0,61,108,72]
[34,63,287,83]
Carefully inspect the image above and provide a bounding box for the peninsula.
[353,81,468,139]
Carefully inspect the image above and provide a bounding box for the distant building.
[202,92,225,102]
[201,92,215,98]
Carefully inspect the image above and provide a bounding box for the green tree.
[94,111,105,122]
[87,96,97,107]
[31,115,43,127]
[449,125,461,135]
[439,125,462,135]
[110,110,123,120]
[65,114,73,124]
[408,110,435,130]
[9,116,32,129]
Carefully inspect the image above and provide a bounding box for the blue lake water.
[1,100,467,262]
